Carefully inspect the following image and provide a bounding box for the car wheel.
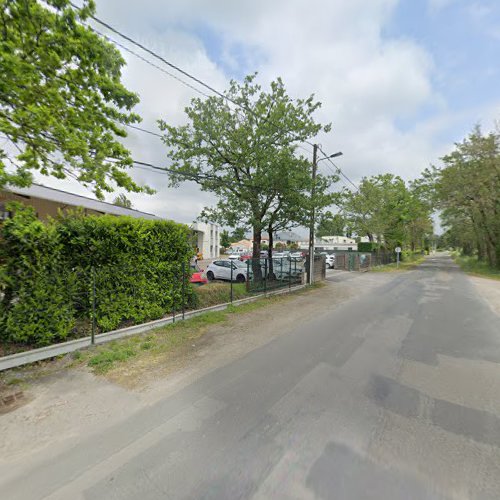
[236,274,246,283]
[206,271,215,281]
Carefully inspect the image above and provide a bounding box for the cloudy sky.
[38,0,500,224]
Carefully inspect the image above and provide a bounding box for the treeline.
[335,173,433,252]
[427,126,500,269]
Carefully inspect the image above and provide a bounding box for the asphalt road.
[3,254,500,499]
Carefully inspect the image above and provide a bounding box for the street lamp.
[308,147,343,284]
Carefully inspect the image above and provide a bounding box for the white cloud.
[31,0,495,223]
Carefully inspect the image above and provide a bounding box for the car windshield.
[233,261,247,268]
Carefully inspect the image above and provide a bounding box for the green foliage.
[220,229,231,248]
[453,255,500,280]
[426,125,500,269]
[357,241,378,252]
[0,205,194,346]
[113,194,133,208]
[0,203,75,345]
[317,213,345,237]
[88,345,137,374]
[194,283,248,309]
[340,174,433,252]
[0,0,151,198]
[159,74,336,259]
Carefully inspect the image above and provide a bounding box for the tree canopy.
[426,125,500,268]
[159,74,336,259]
[0,0,150,198]
[339,174,433,251]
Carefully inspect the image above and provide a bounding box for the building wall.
[191,222,221,259]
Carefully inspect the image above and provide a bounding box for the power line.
[317,146,358,191]
[90,26,212,100]
[70,4,321,158]
[124,123,163,138]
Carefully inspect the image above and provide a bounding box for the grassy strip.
[194,282,248,308]
[453,254,500,281]
[75,285,315,375]
[370,253,425,273]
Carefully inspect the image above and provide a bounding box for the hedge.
[0,204,194,346]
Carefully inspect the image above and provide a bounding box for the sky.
[35,0,500,226]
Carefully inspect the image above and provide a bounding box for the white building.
[191,221,221,259]
[297,235,357,251]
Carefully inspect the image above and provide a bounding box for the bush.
[0,204,194,346]
[357,242,378,252]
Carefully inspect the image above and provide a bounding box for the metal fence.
[245,257,304,293]
[325,250,396,271]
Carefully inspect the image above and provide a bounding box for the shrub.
[0,204,194,346]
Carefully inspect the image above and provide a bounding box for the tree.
[220,229,231,248]
[159,74,334,276]
[113,194,133,209]
[340,174,433,251]
[0,0,151,199]
[317,213,345,237]
[230,227,246,242]
[427,125,500,268]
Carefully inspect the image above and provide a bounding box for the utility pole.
[308,144,318,285]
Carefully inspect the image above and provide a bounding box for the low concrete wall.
[0,284,307,372]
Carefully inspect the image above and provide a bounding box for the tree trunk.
[267,225,274,279]
[252,227,262,281]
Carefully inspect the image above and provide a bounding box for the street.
[2,254,500,499]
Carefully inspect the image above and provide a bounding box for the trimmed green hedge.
[357,242,378,252]
[0,204,194,346]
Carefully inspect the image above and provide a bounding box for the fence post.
[230,261,234,303]
[172,268,176,323]
[91,265,96,345]
[181,261,186,320]
[289,258,292,290]
[264,258,268,294]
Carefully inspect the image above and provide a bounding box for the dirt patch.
[468,275,500,317]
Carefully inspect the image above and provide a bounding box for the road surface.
[2,254,500,499]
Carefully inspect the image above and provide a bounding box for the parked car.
[325,254,336,269]
[206,260,247,282]
[272,252,287,259]
[227,253,241,260]
[189,263,208,285]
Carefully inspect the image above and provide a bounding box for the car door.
[219,261,232,280]
[211,261,225,279]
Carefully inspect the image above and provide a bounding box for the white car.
[325,254,336,269]
[227,253,241,260]
[272,252,287,259]
[206,260,248,282]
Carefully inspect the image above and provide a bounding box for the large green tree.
[428,126,500,268]
[340,174,432,251]
[0,0,150,198]
[159,74,335,266]
[317,213,345,237]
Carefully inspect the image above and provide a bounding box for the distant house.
[296,235,357,251]
[317,235,357,251]
[229,239,253,252]
[0,183,160,221]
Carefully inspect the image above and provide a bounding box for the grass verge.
[453,254,500,281]
[371,253,425,272]
[73,284,315,376]
[194,282,248,308]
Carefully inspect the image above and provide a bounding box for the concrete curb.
[0,284,307,372]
